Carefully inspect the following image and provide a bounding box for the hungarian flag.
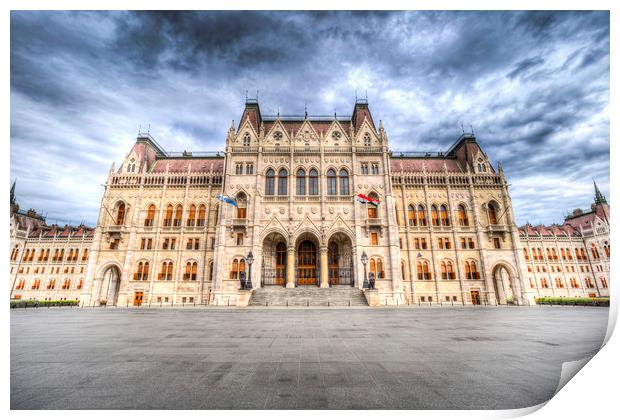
[356,193,380,207]
[216,194,237,207]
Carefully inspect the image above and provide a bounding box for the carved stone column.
[286,246,295,288]
[320,246,329,288]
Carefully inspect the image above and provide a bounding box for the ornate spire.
[593,180,607,205]
[10,180,16,205]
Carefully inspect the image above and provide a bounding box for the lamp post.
[246,251,254,290]
[361,251,369,289]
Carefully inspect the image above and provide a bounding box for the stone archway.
[261,232,288,287]
[491,264,516,305]
[294,231,322,287]
[94,264,122,306]
[327,232,354,286]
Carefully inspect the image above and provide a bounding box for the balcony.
[262,146,290,154]
[356,146,383,154]
[231,218,248,228]
[487,224,508,234]
[105,225,123,233]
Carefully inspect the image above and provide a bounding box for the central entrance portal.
[297,240,318,286]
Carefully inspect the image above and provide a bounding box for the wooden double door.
[297,240,318,286]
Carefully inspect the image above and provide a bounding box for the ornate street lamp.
[246,251,254,290]
[361,251,369,289]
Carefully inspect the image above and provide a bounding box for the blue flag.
[216,194,237,207]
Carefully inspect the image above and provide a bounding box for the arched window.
[145,205,156,227]
[197,204,206,226]
[265,169,275,195]
[134,261,149,281]
[277,169,288,196]
[296,169,306,195]
[327,169,337,195]
[367,193,379,219]
[417,261,431,280]
[339,169,349,195]
[408,205,416,226]
[457,204,468,226]
[184,261,198,281]
[187,205,196,226]
[431,205,439,226]
[230,258,246,280]
[174,205,183,227]
[445,261,455,279]
[370,258,384,279]
[236,193,247,219]
[417,205,427,226]
[163,205,173,226]
[243,133,251,147]
[159,261,173,281]
[487,202,498,225]
[308,169,319,195]
[440,205,450,226]
[116,203,126,225]
[590,244,600,259]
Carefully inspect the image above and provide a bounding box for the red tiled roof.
[390,158,463,173]
[151,158,224,173]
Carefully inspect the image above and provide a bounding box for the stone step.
[248,286,368,307]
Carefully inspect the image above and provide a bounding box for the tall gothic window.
[163,205,173,226]
[308,169,319,195]
[487,202,498,225]
[327,169,337,195]
[116,203,125,225]
[243,133,251,147]
[417,205,427,226]
[197,204,206,226]
[278,169,288,195]
[408,205,416,226]
[265,169,275,195]
[339,169,349,195]
[296,169,306,195]
[174,205,183,227]
[145,205,156,226]
[187,205,196,226]
[457,204,468,226]
[431,205,439,226]
[364,133,371,147]
[236,193,247,219]
[367,192,379,219]
[440,205,450,226]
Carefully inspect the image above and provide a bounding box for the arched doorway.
[327,232,354,286]
[261,232,287,286]
[96,265,121,306]
[492,264,515,305]
[297,240,318,286]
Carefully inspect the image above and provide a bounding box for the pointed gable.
[238,98,262,133]
[351,99,376,135]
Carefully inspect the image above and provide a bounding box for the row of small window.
[265,168,351,196]
[410,260,481,281]
[10,247,89,263]
[14,278,84,291]
[398,237,494,250]
[134,237,211,251]
[528,277,608,289]
[523,245,609,261]
[133,261,201,281]
[402,202,500,227]
[15,266,84,275]
[528,265,591,274]
[112,203,216,227]
[241,131,374,146]
[155,296,196,304]
[419,296,461,303]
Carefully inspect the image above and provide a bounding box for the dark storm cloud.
[10,10,609,226]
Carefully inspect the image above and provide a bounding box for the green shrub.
[10,300,79,309]
[535,297,609,307]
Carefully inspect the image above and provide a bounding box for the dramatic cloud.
[10,11,609,226]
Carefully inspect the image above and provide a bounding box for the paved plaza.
[11,306,609,410]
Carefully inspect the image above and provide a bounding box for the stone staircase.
[248,286,368,307]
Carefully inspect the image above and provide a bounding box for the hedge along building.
[48,97,536,307]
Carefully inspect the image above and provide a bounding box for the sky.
[10,11,609,227]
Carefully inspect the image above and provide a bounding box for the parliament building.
[9,99,610,306]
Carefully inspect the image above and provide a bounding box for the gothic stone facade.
[9,99,609,306]
[518,187,610,299]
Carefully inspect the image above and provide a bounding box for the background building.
[9,99,609,306]
[518,183,610,298]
